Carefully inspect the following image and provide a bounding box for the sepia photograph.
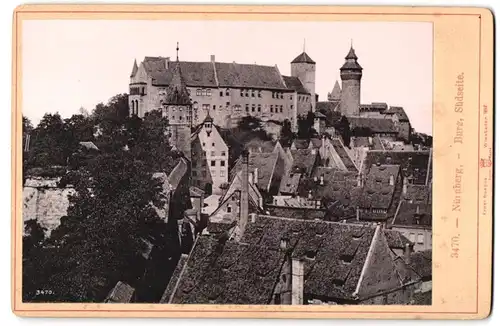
[21,17,434,306]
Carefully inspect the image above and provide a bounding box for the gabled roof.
[169,236,286,304]
[392,201,432,228]
[384,230,413,250]
[385,106,410,122]
[160,254,189,303]
[79,141,99,151]
[290,149,319,175]
[347,117,397,134]
[316,101,340,114]
[362,150,431,185]
[265,205,327,221]
[402,184,431,204]
[291,51,316,64]
[164,61,192,105]
[408,250,432,281]
[358,164,400,213]
[330,138,359,172]
[282,76,309,94]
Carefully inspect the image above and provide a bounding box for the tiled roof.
[168,158,189,190]
[105,281,135,303]
[330,138,358,172]
[362,150,431,185]
[384,230,413,250]
[348,117,397,134]
[241,216,376,300]
[189,186,205,197]
[248,152,279,191]
[282,76,309,94]
[265,206,327,221]
[290,149,318,175]
[316,101,340,114]
[358,164,400,211]
[161,254,189,303]
[279,172,302,195]
[392,202,432,228]
[360,102,388,112]
[164,61,192,105]
[246,139,277,153]
[291,139,309,150]
[341,47,362,71]
[402,184,431,204]
[215,62,286,89]
[291,51,316,64]
[386,106,410,122]
[170,236,285,304]
[408,249,432,280]
[143,57,293,90]
[351,137,371,148]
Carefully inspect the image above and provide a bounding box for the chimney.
[313,176,318,182]
[320,175,324,186]
[404,243,411,264]
[291,258,304,305]
[368,137,373,146]
[389,174,395,186]
[403,176,408,194]
[250,213,257,223]
[253,168,259,184]
[210,55,215,62]
[239,150,250,239]
[280,237,289,250]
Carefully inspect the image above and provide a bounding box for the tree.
[334,115,352,147]
[22,101,182,303]
[279,119,295,147]
[297,111,315,139]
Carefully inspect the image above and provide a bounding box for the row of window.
[192,169,226,177]
[298,95,310,102]
[240,89,262,98]
[130,100,139,115]
[407,232,425,244]
[195,89,212,96]
[272,92,284,99]
[192,158,227,167]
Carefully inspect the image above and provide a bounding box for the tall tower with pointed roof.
[327,80,342,103]
[291,47,316,115]
[162,45,193,159]
[340,46,363,116]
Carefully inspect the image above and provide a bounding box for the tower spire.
[176,42,179,61]
[303,38,306,52]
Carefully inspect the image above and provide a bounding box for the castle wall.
[340,79,361,116]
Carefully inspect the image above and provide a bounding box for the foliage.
[22,94,184,303]
[334,116,352,147]
[410,132,433,148]
[279,119,295,148]
[297,112,316,139]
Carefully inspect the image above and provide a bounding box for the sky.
[22,20,432,134]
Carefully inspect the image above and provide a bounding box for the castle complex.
[129,44,412,143]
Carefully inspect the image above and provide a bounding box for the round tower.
[291,51,316,113]
[340,46,363,116]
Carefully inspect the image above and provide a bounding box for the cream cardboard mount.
[11,4,493,319]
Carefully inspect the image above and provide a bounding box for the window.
[179,107,183,112]
[290,95,293,100]
[240,90,244,97]
[226,89,230,96]
[202,104,210,110]
[227,205,232,213]
[257,104,261,112]
[201,89,206,96]
[280,105,283,113]
[291,105,294,111]
[202,142,206,147]
[213,105,216,110]
[220,90,224,97]
[251,104,255,112]
[221,161,226,167]
[417,234,425,244]
[251,90,255,97]
[280,93,283,99]
[409,233,416,242]
[270,105,274,113]
[245,90,249,97]
[179,116,183,121]
[212,143,215,147]
[220,170,225,177]
[211,151,216,156]
[221,151,226,156]
[245,104,249,112]
[226,102,230,107]
[196,89,201,96]
[207,89,212,96]
[193,102,198,109]
[258,91,262,98]
[211,160,216,167]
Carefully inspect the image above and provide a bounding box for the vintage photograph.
[21,19,433,305]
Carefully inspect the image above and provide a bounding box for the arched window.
[196,89,202,96]
[226,88,230,96]
[130,100,135,115]
[193,101,198,109]
[135,100,139,115]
